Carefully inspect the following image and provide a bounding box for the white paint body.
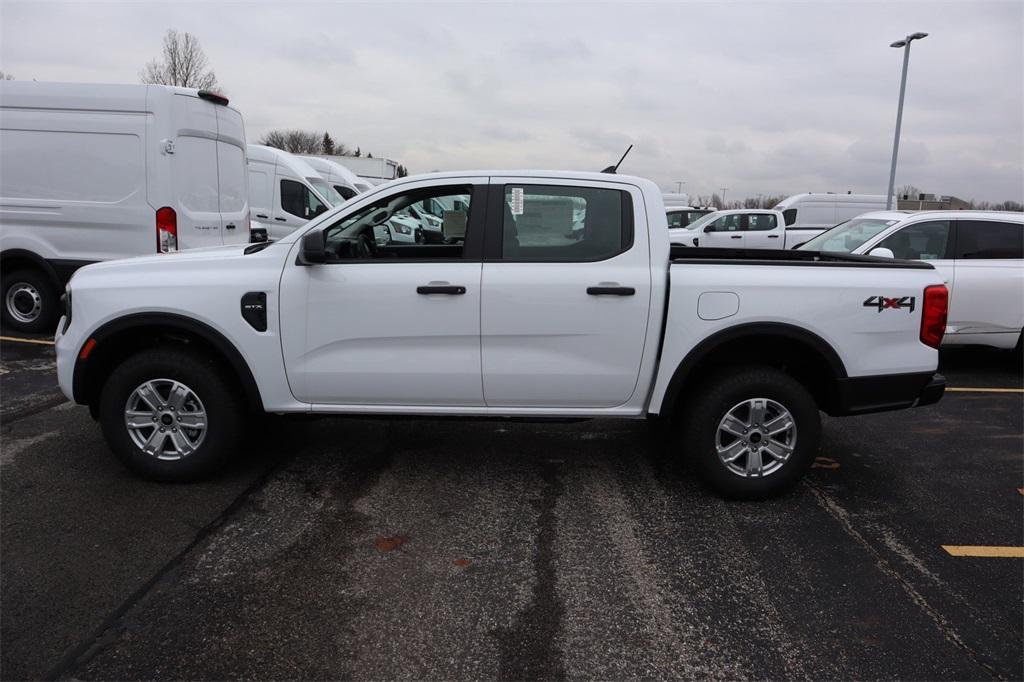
[0,81,250,264]
[56,171,945,418]
[773,193,887,248]
[246,145,336,240]
[825,210,1024,349]
[298,156,363,200]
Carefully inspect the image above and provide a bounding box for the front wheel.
[676,367,821,499]
[99,347,244,482]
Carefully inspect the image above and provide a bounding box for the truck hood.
[78,243,259,272]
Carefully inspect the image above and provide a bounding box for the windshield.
[681,211,721,232]
[307,177,345,206]
[798,217,900,252]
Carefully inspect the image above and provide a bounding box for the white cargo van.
[299,156,364,200]
[0,81,250,333]
[246,145,341,240]
[773,193,886,248]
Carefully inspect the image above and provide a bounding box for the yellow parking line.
[0,335,55,346]
[946,387,1023,394]
[942,545,1024,558]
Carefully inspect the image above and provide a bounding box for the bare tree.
[140,30,218,90]
[259,129,321,154]
[0,71,15,81]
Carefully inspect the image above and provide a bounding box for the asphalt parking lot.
[1,334,1021,680]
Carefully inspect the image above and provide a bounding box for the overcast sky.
[2,1,1021,202]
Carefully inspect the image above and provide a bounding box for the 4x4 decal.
[863,295,916,313]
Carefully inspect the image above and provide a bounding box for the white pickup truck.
[55,171,948,498]
[671,209,795,249]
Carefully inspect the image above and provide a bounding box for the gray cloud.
[1,0,1020,202]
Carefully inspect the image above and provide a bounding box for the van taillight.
[920,284,948,349]
[156,206,178,253]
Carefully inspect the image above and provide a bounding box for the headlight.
[393,224,412,234]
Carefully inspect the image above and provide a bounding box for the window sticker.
[510,187,524,216]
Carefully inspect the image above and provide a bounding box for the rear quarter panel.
[647,261,944,413]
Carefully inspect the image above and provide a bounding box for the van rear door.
[214,104,249,245]
[167,93,223,250]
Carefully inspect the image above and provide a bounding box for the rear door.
[214,105,249,244]
[742,212,783,249]
[700,213,744,248]
[948,219,1024,336]
[480,178,651,408]
[169,93,222,249]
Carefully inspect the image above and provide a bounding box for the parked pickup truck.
[55,171,948,498]
[671,209,795,249]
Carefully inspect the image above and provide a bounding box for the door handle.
[767,235,779,238]
[226,223,236,230]
[587,286,635,296]
[417,285,466,295]
[256,213,269,219]
[275,217,287,222]
[730,235,742,239]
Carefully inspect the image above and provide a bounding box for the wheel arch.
[72,313,265,417]
[658,322,848,417]
[1,249,63,290]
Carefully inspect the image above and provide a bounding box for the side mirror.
[869,247,895,259]
[299,230,326,265]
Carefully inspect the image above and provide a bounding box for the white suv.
[800,211,1024,349]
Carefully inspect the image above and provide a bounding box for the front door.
[871,218,955,326]
[701,213,744,248]
[279,179,486,406]
[480,179,652,408]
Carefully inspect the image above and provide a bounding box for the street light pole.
[675,181,685,194]
[720,188,728,206]
[886,32,928,210]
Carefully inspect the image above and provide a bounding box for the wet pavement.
[1,335,1021,680]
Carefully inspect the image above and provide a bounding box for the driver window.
[322,185,473,261]
[877,220,950,260]
[708,214,741,232]
[280,179,326,220]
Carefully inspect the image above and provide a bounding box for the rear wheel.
[675,367,820,498]
[99,347,243,482]
[2,268,58,334]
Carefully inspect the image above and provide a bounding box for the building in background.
[897,193,971,211]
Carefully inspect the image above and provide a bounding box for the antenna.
[601,144,633,174]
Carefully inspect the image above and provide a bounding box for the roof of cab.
[247,144,323,179]
[855,209,1024,223]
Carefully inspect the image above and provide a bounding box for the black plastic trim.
[670,246,936,269]
[833,372,945,416]
[72,313,264,413]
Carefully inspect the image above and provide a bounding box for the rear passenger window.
[281,179,327,219]
[501,185,631,262]
[955,220,1023,259]
[877,220,950,260]
[746,214,777,231]
[667,211,685,228]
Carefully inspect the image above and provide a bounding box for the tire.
[98,347,244,482]
[2,268,59,334]
[674,366,821,499]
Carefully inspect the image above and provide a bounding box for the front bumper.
[831,371,945,416]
